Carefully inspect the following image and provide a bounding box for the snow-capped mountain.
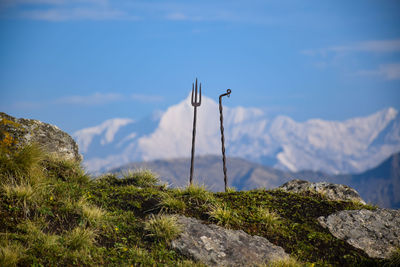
[73,93,400,174]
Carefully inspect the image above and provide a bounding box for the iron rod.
[219,89,231,192]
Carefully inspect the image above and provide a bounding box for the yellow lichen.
[0,117,22,128]
[2,132,14,146]
[0,117,23,153]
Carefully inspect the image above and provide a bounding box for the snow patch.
[73,118,134,153]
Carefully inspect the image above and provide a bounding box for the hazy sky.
[1,0,399,134]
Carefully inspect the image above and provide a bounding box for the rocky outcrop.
[171,216,289,267]
[0,112,82,162]
[318,208,400,259]
[279,179,366,204]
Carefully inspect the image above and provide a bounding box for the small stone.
[171,215,289,266]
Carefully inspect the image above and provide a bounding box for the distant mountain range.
[73,93,400,175]
[112,152,400,209]
[336,152,400,209]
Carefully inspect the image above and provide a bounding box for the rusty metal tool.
[219,89,231,192]
[189,78,202,186]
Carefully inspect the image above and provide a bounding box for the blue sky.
[1,0,400,134]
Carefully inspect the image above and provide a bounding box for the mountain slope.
[73,94,400,175]
[342,152,400,209]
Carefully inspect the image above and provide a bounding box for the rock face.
[279,179,366,204]
[0,112,82,162]
[171,216,289,266]
[318,208,400,259]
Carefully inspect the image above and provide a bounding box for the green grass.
[159,192,187,212]
[0,143,392,266]
[388,247,400,267]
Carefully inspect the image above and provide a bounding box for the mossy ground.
[0,144,394,266]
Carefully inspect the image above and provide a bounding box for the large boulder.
[279,179,366,204]
[0,112,82,162]
[171,215,289,266]
[318,208,400,259]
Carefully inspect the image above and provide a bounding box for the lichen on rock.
[0,112,82,162]
[318,208,400,259]
[279,179,366,204]
[171,215,289,266]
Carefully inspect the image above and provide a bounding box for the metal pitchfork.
[219,89,231,192]
[189,78,202,186]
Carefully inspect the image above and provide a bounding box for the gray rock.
[279,179,366,204]
[0,112,82,162]
[171,215,289,266]
[318,208,400,259]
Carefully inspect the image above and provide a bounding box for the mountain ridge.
[72,94,400,175]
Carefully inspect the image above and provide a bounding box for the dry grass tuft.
[122,169,160,187]
[208,203,238,228]
[182,183,215,204]
[264,256,303,267]
[255,206,281,231]
[78,198,107,226]
[63,226,97,251]
[144,214,182,242]
[0,238,25,267]
[0,143,45,185]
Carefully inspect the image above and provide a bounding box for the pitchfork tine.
[191,78,201,107]
[199,83,202,105]
[191,83,195,105]
[195,78,198,103]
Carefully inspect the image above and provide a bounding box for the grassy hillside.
[113,154,400,209]
[0,144,397,266]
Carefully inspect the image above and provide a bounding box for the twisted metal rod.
[219,89,231,192]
